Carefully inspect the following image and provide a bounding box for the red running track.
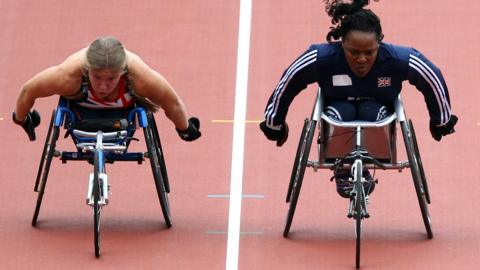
[0,1,479,269]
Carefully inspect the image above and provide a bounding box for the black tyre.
[354,161,363,270]
[283,119,316,237]
[144,126,172,228]
[401,121,433,239]
[93,151,102,258]
[32,125,60,226]
[409,119,431,204]
[286,119,309,203]
[147,113,170,193]
[34,110,55,192]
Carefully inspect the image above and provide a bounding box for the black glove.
[430,115,458,141]
[177,117,201,141]
[12,110,41,141]
[259,120,289,146]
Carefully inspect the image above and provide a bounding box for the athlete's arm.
[263,46,320,130]
[407,48,452,126]
[126,51,189,131]
[14,49,85,121]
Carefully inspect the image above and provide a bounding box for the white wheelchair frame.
[283,88,432,269]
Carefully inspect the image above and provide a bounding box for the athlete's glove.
[12,110,41,141]
[259,120,289,147]
[430,115,458,141]
[176,117,201,141]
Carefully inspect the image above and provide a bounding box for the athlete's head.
[85,37,127,99]
[324,0,383,77]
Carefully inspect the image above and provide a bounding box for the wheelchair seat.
[49,97,148,161]
[73,118,129,132]
[319,113,397,164]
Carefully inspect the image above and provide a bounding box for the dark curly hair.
[324,0,384,43]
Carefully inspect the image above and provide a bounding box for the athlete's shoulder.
[38,48,85,94]
[309,42,342,59]
[379,42,415,62]
[59,48,87,70]
[124,50,156,80]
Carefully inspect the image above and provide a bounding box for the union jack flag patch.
[377,77,391,87]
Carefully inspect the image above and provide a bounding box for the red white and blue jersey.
[264,42,452,128]
[75,76,135,109]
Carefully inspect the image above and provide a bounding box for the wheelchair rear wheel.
[144,126,172,228]
[286,119,309,203]
[147,113,170,193]
[93,151,102,258]
[34,110,55,192]
[32,123,60,226]
[283,119,316,237]
[401,120,433,239]
[409,119,431,204]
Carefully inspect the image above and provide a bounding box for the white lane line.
[207,230,263,235]
[226,0,252,269]
[208,194,264,199]
[211,119,262,123]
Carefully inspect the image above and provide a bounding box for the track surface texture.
[0,1,478,269]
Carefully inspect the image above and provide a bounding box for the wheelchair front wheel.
[354,161,364,269]
[283,119,316,237]
[93,151,102,258]
[144,126,172,228]
[401,120,433,239]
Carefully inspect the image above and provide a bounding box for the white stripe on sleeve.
[409,55,451,124]
[265,49,317,127]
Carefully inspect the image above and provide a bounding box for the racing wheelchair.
[31,97,171,257]
[283,88,432,269]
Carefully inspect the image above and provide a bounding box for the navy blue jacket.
[264,42,452,128]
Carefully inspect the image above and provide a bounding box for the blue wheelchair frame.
[55,97,147,163]
[31,97,172,257]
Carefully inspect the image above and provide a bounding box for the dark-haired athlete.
[259,0,457,198]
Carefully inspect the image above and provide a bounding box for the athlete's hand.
[259,120,289,147]
[430,115,458,141]
[12,110,41,141]
[177,117,201,141]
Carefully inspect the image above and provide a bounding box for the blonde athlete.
[13,36,201,141]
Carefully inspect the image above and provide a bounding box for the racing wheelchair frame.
[31,97,171,257]
[283,88,432,269]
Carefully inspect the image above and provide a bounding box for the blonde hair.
[85,37,127,72]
